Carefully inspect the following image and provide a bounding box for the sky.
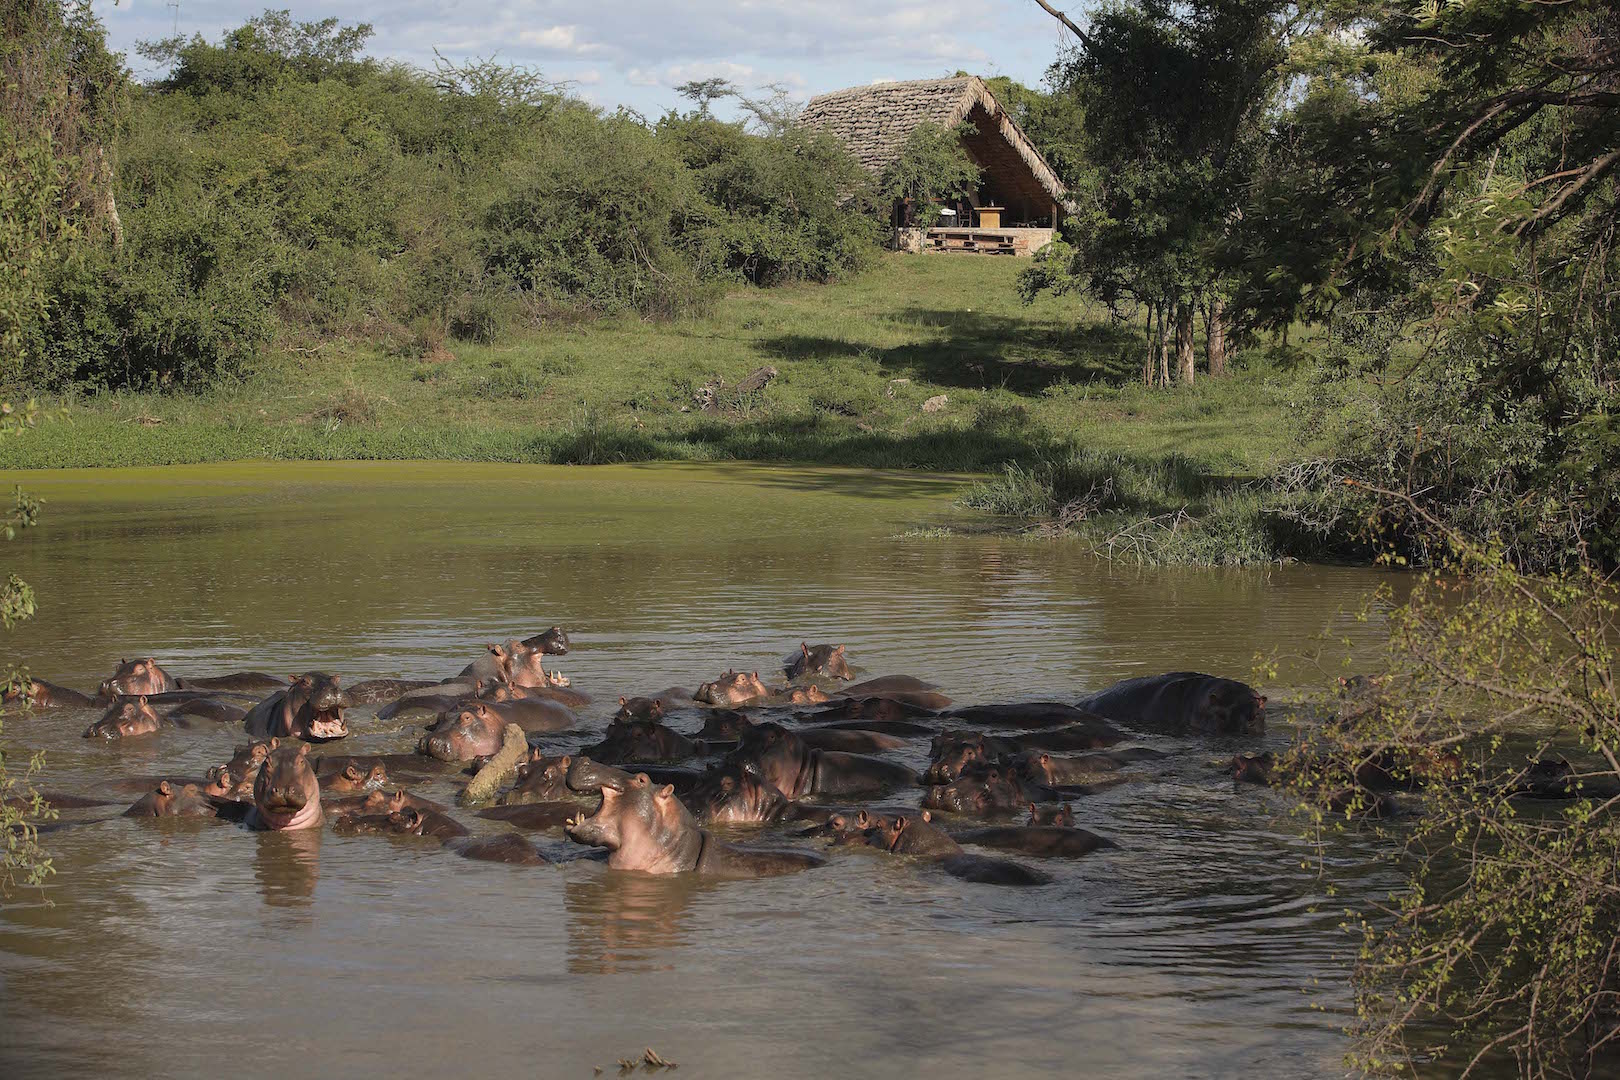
[92,0,1086,119]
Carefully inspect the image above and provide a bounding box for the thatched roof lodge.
[798,75,1066,252]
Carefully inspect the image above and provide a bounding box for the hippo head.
[811,809,888,846]
[511,752,573,801]
[1028,801,1075,827]
[212,739,274,800]
[786,643,853,682]
[524,626,570,655]
[615,696,666,723]
[327,760,389,795]
[1231,752,1276,785]
[565,771,702,873]
[690,764,787,825]
[923,766,1023,817]
[84,696,161,739]
[502,639,555,689]
[565,755,633,795]
[287,672,351,741]
[124,780,216,818]
[873,811,958,856]
[99,657,176,698]
[2,679,48,707]
[252,744,323,830]
[419,708,501,763]
[1194,678,1267,736]
[586,717,696,764]
[694,670,769,707]
[924,734,992,784]
[698,709,753,741]
[783,685,830,705]
[728,721,811,796]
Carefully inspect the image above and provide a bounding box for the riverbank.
[2,257,1321,562]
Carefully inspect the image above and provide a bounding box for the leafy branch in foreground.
[1284,484,1619,1078]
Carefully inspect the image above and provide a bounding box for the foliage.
[879,121,981,228]
[1283,489,1620,1077]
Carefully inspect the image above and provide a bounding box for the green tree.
[880,121,981,228]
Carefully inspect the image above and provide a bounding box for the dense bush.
[7,8,880,393]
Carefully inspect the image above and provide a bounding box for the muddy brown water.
[0,462,1403,1078]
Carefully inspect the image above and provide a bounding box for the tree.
[674,77,736,118]
[879,122,981,228]
[1028,0,1297,385]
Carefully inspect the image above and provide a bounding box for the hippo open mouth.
[305,707,349,741]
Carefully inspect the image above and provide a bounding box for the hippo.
[1231,752,1277,785]
[804,697,939,724]
[243,673,351,741]
[475,802,580,831]
[955,825,1115,858]
[729,722,916,800]
[419,708,503,763]
[333,804,468,840]
[247,744,324,831]
[946,702,1122,734]
[697,710,753,741]
[451,833,549,864]
[460,639,560,691]
[469,696,575,734]
[484,681,591,710]
[99,658,178,699]
[868,812,1051,886]
[123,780,221,818]
[834,676,951,711]
[3,678,95,709]
[806,809,891,845]
[503,752,575,804]
[164,698,248,725]
[318,760,390,796]
[564,770,822,877]
[210,740,275,800]
[772,686,831,707]
[1027,802,1075,826]
[695,670,770,707]
[795,727,904,754]
[522,626,570,655]
[343,678,440,705]
[176,673,288,695]
[685,764,796,825]
[1507,757,1620,800]
[1011,748,1163,786]
[614,696,669,724]
[84,697,162,740]
[1077,672,1265,736]
[785,643,853,682]
[925,732,1023,784]
[582,718,704,764]
[923,766,1030,817]
[326,788,447,822]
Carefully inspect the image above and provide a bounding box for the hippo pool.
[0,461,1408,1078]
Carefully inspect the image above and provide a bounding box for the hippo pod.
[728,722,917,801]
[243,673,351,741]
[564,770,822,877]
[1077,672,1265,736]
[784,642,854,682]
[247,744,324,831]
[84,697,163,740]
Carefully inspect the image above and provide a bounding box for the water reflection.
[565,870,701,974]
[252,828,321,908]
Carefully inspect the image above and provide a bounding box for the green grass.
[1,255,1327,562]
[3,255,1309,468]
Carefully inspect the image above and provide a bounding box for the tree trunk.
[1144,304,1158,386]
[1175,301,1195,385]
[1157,300,1172,387]
[1205,295,1227,376]
[96,146,123,249]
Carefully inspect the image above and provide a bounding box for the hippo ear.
[296,744,310,758]
[1028,802,1038,815]
[655,784,675,800]
[344,763,363,780]
[559,755,571,769]
[921,810,932,823]
[619,696,628,707]
[633,773,651,787]
[1040,753,1051,765]
[138,695,148,706]
[893,814,908,830]
[752,670,759,680]
[829,814,846,829]
[1256,695,1268,708]
[802,642,811,658]
[973,790,991,811]
[720,776,735,792]
[834,645,845,654]
[268,737,280,750]
[158,780,172,795]
[856,810,870,827]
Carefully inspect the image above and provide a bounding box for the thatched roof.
[797,76,1066,209]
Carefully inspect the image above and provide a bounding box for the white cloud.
[517,24,604,54]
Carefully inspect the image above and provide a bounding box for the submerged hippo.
[785,643,853,682]
[834,676,951,711]
[684,764,796,825]
[804,697,940,725]
[3,678,95,709]
[343,678,440,706]
[209,740,276,801]
[1077,672,1265,736]
[333,804,468,840]
[503,752,576,805]
[84,697,162,740]
[99,658,178,699]
[164,698,249,725]
[565,770,822,877]
[955,824,1115,859]
[318,760,390,796]
[247,744,324,831]
[868,812,1051,886]
[470,695,575,734]
[123,780,221,818]
[1027,802,1075,826]
[176,673,288,694]
[243,673,351,741]
[946,702,1121,734]
[729,722,916,800]
[695,670,771,707]
[419,707,503,763]
[582,718,704,764]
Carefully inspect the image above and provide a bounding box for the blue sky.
[94,0,1086,118]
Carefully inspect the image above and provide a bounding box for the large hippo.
[470,696,575,734]
[246,744,324,831]
[684,764,796,825]
[164,697,249,725]
[945,702,1121,734]
[419,707,503,763]
[84,697,162,740]
[1077,672,1265,735]
[460,639,562,691]
[243,673,351,741]
[785,643,853,682]
[694,670,770,707]
[98,658,179,699]
[834,676,951,711]
[729,722,916,799]
[564,770,822,877]
[3,678,95,709]
[955,824,1116,858]
[176,673,288,694]
[867,812,1051,886]
[343,678,440,706]
[803,697,940,725]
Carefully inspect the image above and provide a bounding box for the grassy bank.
[3,256,1321,560]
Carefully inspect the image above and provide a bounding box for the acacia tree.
[1028,0,1296,384]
